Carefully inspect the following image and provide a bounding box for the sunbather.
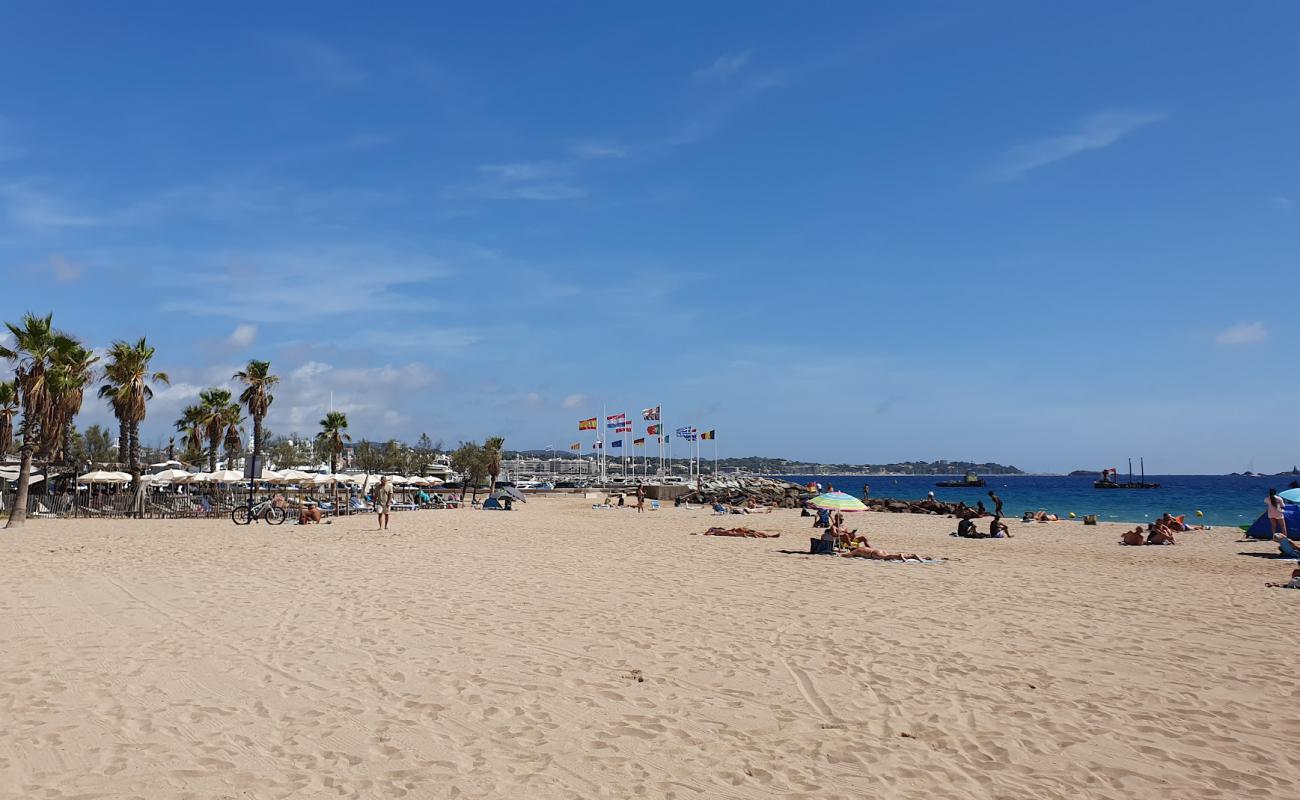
[1120,527,1146,546]
[299,505,322,525]
[1266,567,1300,589]
[1146,523,1176,545]
[842,545,931,562]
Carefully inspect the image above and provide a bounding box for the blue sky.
[1,1,1296,472]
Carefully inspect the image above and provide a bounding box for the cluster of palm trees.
[0,312,283,530]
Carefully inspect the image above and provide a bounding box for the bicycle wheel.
[264,506,287,525]
[231,505,252,525]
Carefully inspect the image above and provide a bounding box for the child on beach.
[1267,488,1288,538]
[1266,567,1300,589]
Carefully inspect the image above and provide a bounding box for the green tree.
[175,405,206,465]
[316,411,350,473]
[43,340,98,468]
[450,441,488,502]
[233,360,278,473]
[83,424,115,463]
[484,436,505,493]
[97,337,168,490]
[1,313,82,528]
[0,380,18,456]
[195,388,239,472]
[352,439,384,474]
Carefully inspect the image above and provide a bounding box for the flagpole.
[714,437,718,476]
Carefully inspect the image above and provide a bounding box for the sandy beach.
[2,496,1297,799]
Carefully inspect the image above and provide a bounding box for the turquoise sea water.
[772,474,1299,528]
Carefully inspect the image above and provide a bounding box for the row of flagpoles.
[573,405,717,481]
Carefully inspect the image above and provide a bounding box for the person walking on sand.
[988,490,1003,517]
[374,476,394,531]
[636,483,646,513]
[1267,488,1288,538]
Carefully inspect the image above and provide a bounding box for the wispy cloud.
[0,117,24,161]
[1214,321,1268,345]
[157,246,451,321]
[226,324,258,348]
[452,162,586,201]
[984,110,1167,182]
[46,253,85,282]
[276,35,366,89]
[571,142,626,159]
[694,51,753,82]
[0,181,104,231]
[561,394,588,410]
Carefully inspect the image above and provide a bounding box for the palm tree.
[98,338,169,490]
[175,405,206,465]
[0,380,18,456]
[316,411,350,473]
[222,406,244,465]
[1,313,81,528]
[484,436,505,494]
[233,360,277,474]
[195,388,239,472]
[43,340,98,467]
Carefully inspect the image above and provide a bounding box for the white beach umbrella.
[210,469,246,483]
[78,470,131,484]
[312,474,343,486]
[277,469,313,483]
[422,476,445,486]
[152,468,194,483]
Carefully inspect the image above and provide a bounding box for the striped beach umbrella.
[809,491,868,512]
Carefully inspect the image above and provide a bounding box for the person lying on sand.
[1120,527,1146,546]
[841,546,931,562]
[1266,567,1300,589]
[704,527,780,538]
[1030,511,1059,522]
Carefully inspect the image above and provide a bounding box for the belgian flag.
[700,430,716,440]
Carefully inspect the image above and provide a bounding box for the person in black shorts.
[988,490,1003,517]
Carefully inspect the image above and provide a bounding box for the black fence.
[0,485,447,520]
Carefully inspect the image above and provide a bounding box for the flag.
[664,434,670,443]
[611,439,622,448]
[633,437,645,446]
[647,424,660,435]
[607,421,633,432]
[593,441,603,449]
[675,426,693,437]
[569,442,581,451]
[607,412,626,422]
[701,430,715,440]
[642,406,660,421]
[579,417,597,431]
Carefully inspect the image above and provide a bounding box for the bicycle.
[231,497,287,526]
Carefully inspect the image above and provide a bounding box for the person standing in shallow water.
[988,490,1003,517]
[862,483,870,501]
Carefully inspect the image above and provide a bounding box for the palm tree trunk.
[128,421,141,490]
[208,436,218,473]
[4,415,36,528]
[118,423,128,469]
[62,421,73,468]
[252,415,262,472]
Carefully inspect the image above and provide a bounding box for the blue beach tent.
[1245,504,1300,540]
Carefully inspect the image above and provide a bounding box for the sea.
[771,474,1299,528]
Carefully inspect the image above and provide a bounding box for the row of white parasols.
[22,469,448,489]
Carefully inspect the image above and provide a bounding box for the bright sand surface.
[2,496,1298,799]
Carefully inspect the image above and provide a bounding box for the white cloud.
[561,393,588,409]
[157,246,451,321]
[227,324,258,348]
[572,142,626,159]
[269,360,442,437]
[456,162,586,201]
[694,51,752,81]
[277,35,366,89]
[47,254,85,282]
[985,111,1167,182]
[0,181,104,231]
[0,117,23,161]
[1214,321,1268,345]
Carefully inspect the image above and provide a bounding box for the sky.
[1,1,1296,473]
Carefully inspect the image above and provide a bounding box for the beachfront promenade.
[1,495,1294,799]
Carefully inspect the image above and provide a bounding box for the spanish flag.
[578,417,597,431]
[700,429,716,440]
